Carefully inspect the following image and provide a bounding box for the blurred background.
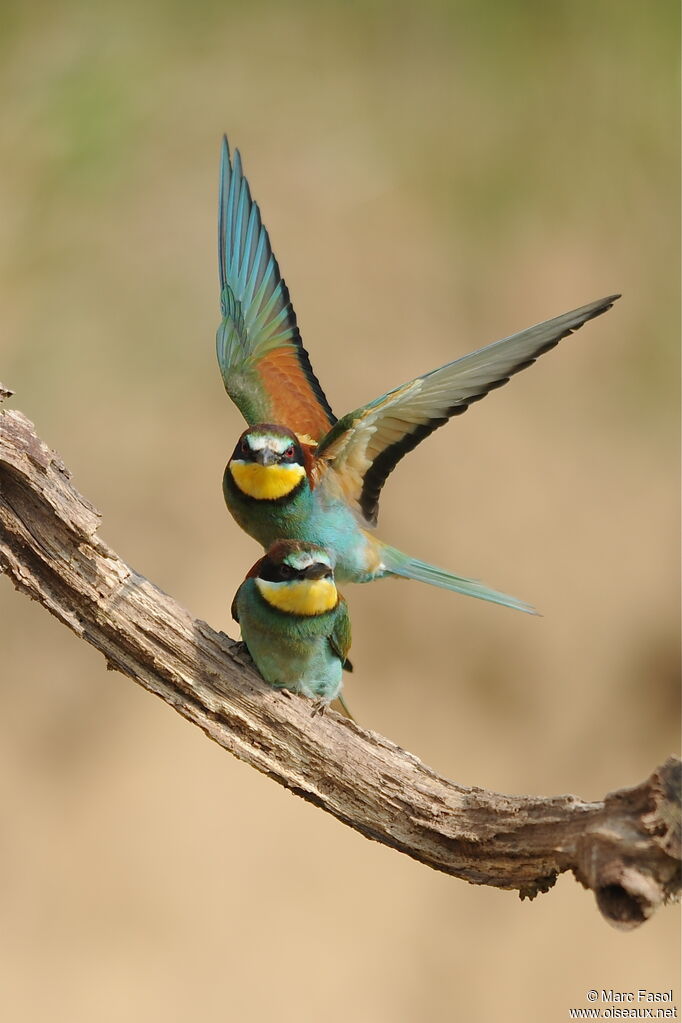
[0,1,679,1020]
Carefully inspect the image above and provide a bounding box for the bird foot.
[230,641,252,667]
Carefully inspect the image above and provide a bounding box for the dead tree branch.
[0,400,679,930]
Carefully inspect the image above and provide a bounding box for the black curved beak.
[254,448,278,466]
[302,563,333,581]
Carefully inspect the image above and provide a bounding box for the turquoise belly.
[236,582,343,703]
[223,468,377,581]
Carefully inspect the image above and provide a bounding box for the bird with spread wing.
[216,136,619,613]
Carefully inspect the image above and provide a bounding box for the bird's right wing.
[315,295,620,525]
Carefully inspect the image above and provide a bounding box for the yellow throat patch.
[256,578,338,616]
[229,460,305,500]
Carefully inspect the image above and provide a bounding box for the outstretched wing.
[316,295,620,525]
[328,596,352,669]
[216,137,336,441]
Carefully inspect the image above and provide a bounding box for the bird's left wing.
[316,295,620,525]
[217,137,336,441]
[328,596,352,669]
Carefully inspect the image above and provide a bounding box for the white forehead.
[246,433,293,454]
[285,548,334,571]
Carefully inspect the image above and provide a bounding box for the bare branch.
[0,405,679,929]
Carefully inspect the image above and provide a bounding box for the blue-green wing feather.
[217,137,336,439]
[328,597,352,668]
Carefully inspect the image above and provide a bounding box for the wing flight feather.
[217,137,336,440]
[317,295,620,524]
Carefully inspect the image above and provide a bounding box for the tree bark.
[0,399,679,930]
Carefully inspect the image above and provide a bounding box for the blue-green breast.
[235,578,343,702]
[223,467,377,582]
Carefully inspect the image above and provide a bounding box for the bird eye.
[283,445,295,460]
[240,438,250,455]
[279,564,295,580]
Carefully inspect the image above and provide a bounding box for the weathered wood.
[0,404,679,929]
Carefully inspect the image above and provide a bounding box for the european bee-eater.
[232,541,352,710]
[216,136,619,613]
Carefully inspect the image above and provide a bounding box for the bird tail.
[381,547,537,615]
[334,693,356,722]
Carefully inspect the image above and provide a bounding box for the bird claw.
[310,698,328,717]
[230,641,252,667]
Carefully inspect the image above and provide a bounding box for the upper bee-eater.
[232,540,352,710]
[216,136,619,614]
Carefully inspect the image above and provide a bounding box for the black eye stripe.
[258,561,332,582]
[259,561,300,582]
[279,443,301,463]
[233,437,253,460]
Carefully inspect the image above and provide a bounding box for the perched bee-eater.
[217,137,619,613]
[232,541,352,711]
